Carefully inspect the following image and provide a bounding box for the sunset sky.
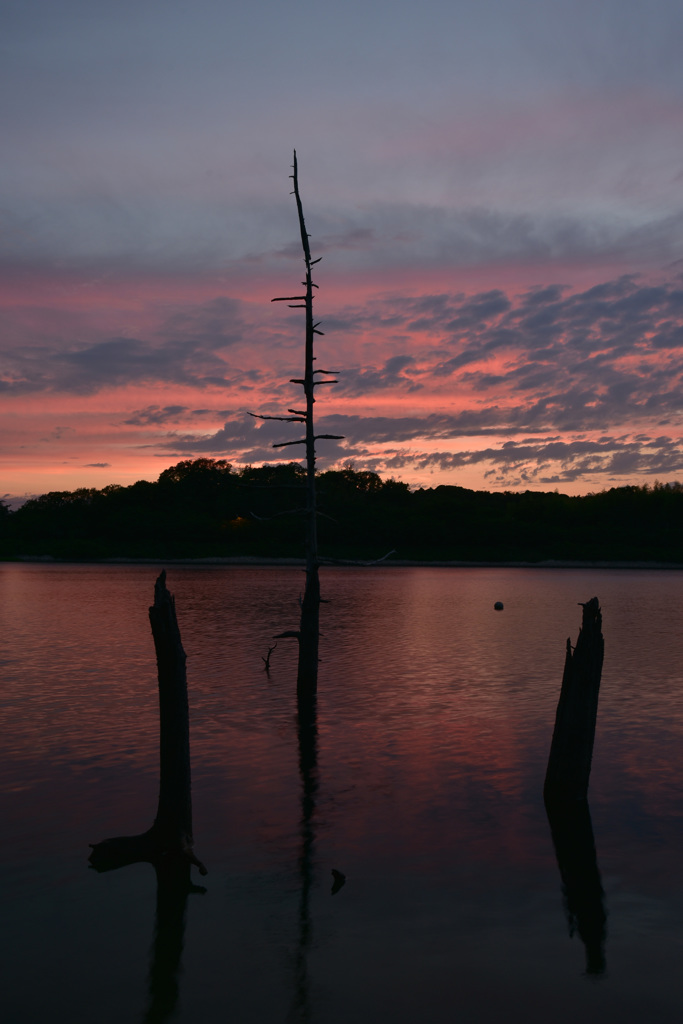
[2,0,683,501]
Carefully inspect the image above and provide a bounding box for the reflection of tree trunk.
[287,692,318,1024]
[544,597,604,804]
[142,858,206,1024]
[545,798,607,976]
[90,572,206,875]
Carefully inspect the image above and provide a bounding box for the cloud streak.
[2,272,681,495]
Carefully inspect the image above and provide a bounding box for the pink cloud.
[1,260,682,497]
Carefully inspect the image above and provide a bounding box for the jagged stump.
[89,570,206,876]
[544,597,604,805]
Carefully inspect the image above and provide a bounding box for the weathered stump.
[89,570,205,875]
[544,597,604,804]
[148,569,193,853]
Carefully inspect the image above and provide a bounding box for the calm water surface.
[2,563,683,1023]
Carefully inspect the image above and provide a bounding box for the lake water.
[2,562,683,1023]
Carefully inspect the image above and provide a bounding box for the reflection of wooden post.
[143,858,206,1024]
[546,799,607,975]
[544,598,604,804]
[89,571,205,875]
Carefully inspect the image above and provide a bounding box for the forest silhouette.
[2,458,681,563]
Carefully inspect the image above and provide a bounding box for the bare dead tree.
[251,152,343,696]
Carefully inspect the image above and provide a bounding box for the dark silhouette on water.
[262,642,278,673]
[89,571,206,1022]
[544,597,607,974]
[90,571,206,873]
[544,597,604,804]
[330,868,346,895]
[546,798,607,975]
[287,690,319,1024]
[139,858,207,1024]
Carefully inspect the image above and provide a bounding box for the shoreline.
[6,555,683,570]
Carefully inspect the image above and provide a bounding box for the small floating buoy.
[494,601,504,611]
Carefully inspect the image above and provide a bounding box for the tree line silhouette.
[1,457,681,563]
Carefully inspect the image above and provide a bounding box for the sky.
[1,0,682,501]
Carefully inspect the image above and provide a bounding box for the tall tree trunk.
[264,153,343,696]
[294,150,320,698]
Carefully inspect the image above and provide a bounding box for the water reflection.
[288,691,319,1024]
[4,565,683,1022]
[143,860,206,1024]
[545,799,607,976]
[90,847,206,1023]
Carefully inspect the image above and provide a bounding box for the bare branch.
[249,412,305,423]
[261,643,277,671]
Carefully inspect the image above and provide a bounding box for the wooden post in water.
[149,570,194,853]
[89,571,205,875]
[544,597,604,805]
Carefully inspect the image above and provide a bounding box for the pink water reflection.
[2,563,683,1022]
